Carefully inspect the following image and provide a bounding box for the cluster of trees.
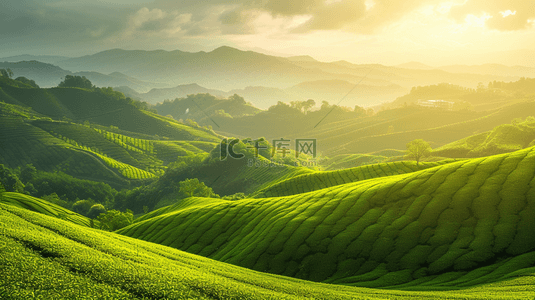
[0,163,116,211]
[0,68,40,88]
[0,68,14,78]
[178,178,218,198]
[487,77,535,94]
[289,99,316,114]
[55,75,155,113]
[267,100,372,117]
[58,75,95,89]
[0,163,135,231]
[95,209,133,231]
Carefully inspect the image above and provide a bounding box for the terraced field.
[0,192,91,226]
[252,160,455,198]
[118,146,535,288]
[2,203,534,299]
[0,116,125,183]
[287,101,535,156]
[0,104,218,183]
[433,119,535,158]
[322,149,407,170]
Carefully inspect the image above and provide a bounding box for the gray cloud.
[1,0,533,57]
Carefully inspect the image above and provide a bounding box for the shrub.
[87,204,107,219]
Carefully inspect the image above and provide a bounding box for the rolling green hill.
[118,145,535,288]
[0,76,221,142]
[118,149,315,213]
[322,149,407,170]
[252,160,455,198]
[2,202,534,299]
[0,192,91,226]
[304,100,535,156]
[433,117,535,158]
[0,77,221,186]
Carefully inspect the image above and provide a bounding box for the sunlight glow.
[365,0,375,11]
[500,10,517,18]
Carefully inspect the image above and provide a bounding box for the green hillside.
[2,203,534,299]
[252,160,455,198]
[0,114,153,185]
[0,77,220,186]
[118,149,314,213]
[0,77,221,142]
[0,192,91,226]
[434,117,535,158]
[118,146,535,287]
[322,149,407,170]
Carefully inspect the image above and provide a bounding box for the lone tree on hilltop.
[58,75,94,89]
[405,139,432,166]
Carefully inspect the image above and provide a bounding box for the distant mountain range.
[117,79,407,109]
[0,61,167,92]
[1,46,534,108]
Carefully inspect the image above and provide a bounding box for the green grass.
[0,192,91,227]
[2,203,534,299]
[118,146,535,288]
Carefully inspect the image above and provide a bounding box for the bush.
[72,199,96,216]
[97,209,133,231]
[58,75,94,89]
[87,204,107,219]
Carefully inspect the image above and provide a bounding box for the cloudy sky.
[1,0,534,65]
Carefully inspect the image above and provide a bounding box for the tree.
[178,178,217,198]
[0,68,13,78]
[0,164,24,193]
[72,199,95,216]
[96,209,133,231]
[354,105,366,117]
[15,76,39,88]
[20,164,37,183]
[405,139,432,166]
[58,75,94,89]
[302,99,315,114]
[87,203,107,219]
[229,94,246,105]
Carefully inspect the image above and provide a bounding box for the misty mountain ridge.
[55,46,525,92]
[0,61,167,92]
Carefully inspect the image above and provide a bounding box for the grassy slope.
[0,192,91,226]
[252,160,456,198]
[118,146,535,288]
[292,101,535,156]
[1,204,534,299]
[322,149,407,170]
[0,115,148,185]
[433,120,535,158]
[0,86,219,183]
[0,77,221,142]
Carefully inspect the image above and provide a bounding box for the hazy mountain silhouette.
[57,46,523,93]
[0,61,165,92]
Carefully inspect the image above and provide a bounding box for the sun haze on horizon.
[0,0,534,66]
